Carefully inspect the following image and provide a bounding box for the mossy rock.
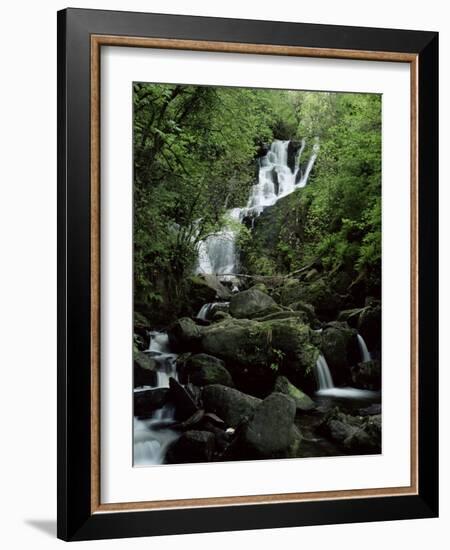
[252,310,309,324]
[274,375,315,411]
[200,317,319,395]
[186,275,230,314]
[183,354,235,388]
[168,317,203,352]
[351,359,381,391]
[287,300,316,322]
[320,321,359,385]
[358,304,381,351]
[229,288,279,319]
[202,384,261,427]
[133,351,157,387]
[279,278,343,320]
[249,282,269,294]
[238,392,300,459]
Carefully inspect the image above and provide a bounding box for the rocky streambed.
[133,277,382,466]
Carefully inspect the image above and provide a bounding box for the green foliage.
[240,91,381,298]
[133,82,381,326]
[133,83,277,322]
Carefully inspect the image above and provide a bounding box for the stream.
[133,139,380,466]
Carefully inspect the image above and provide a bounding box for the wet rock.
[320,322,359,384]
[202,384,261,427]
[169,378,199,420]
[274,375,315,411]
[358,403,382,416]
[133,351,157,387]
[201,274,232,300]
[238,392,300,458]
[358,303,381,351]
[278,278,343,320]
[351,359,381,391]
[229,288,279,319]
[319,408,381,453]
[165,430,215,464]
[186,275,230,313]
[171,409,205,431]
[211,310,231,323]
[250,282,269,294]
[201,317,319,395]
[183,353,234,388]
[134,388,170,418]
[168,317,203,352]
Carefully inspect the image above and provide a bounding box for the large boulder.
[133,351,157,387]
[165,430,215,464]
[168,317,203,352]
[202,384,261,427]
[319,408,381,453]
[274,375,315,411]
[201,317,319,395]
[182,354,234,388]
[320,322,359,385]
[278,278,343,320]
[186,275,230,313]
[134,388,170,418]
[351,359,381,391]
[264,319,320,394]
[229,288,279,319]
[358,303,381,351]
[238,392,300,458]
[169,378,199,420]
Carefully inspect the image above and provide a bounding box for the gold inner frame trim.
[90,34,419,514]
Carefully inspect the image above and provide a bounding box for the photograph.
[132,83,383,466]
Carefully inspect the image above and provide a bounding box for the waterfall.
[315,354,334,390]
[197,138,319,277]
[197,303,212,320]
[133,331,180,466]
[146,331,178,387]
[357,334,371,363]
[315,353,379,400]
[197,302,230,321]
[133,406,180,466]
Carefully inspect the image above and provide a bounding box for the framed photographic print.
[57,8,439,541]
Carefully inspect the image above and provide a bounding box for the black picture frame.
[57,7,438,541]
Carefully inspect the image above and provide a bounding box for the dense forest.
[133,83,382,466]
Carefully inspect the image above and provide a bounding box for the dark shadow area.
[25,519,56,538]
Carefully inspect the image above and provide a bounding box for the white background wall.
[0,0,447,548]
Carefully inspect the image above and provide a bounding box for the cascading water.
[314,353,378,400]
[357,334,372,363]
[197,302,230,321]
[133,331,180,466]
[315,354,334,390]
[197,138,319,277]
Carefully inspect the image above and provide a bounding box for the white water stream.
[133,331,180,466]
[315,336,378,400]
[197,139,319,277]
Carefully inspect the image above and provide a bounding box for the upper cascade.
[197,138,319,277]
